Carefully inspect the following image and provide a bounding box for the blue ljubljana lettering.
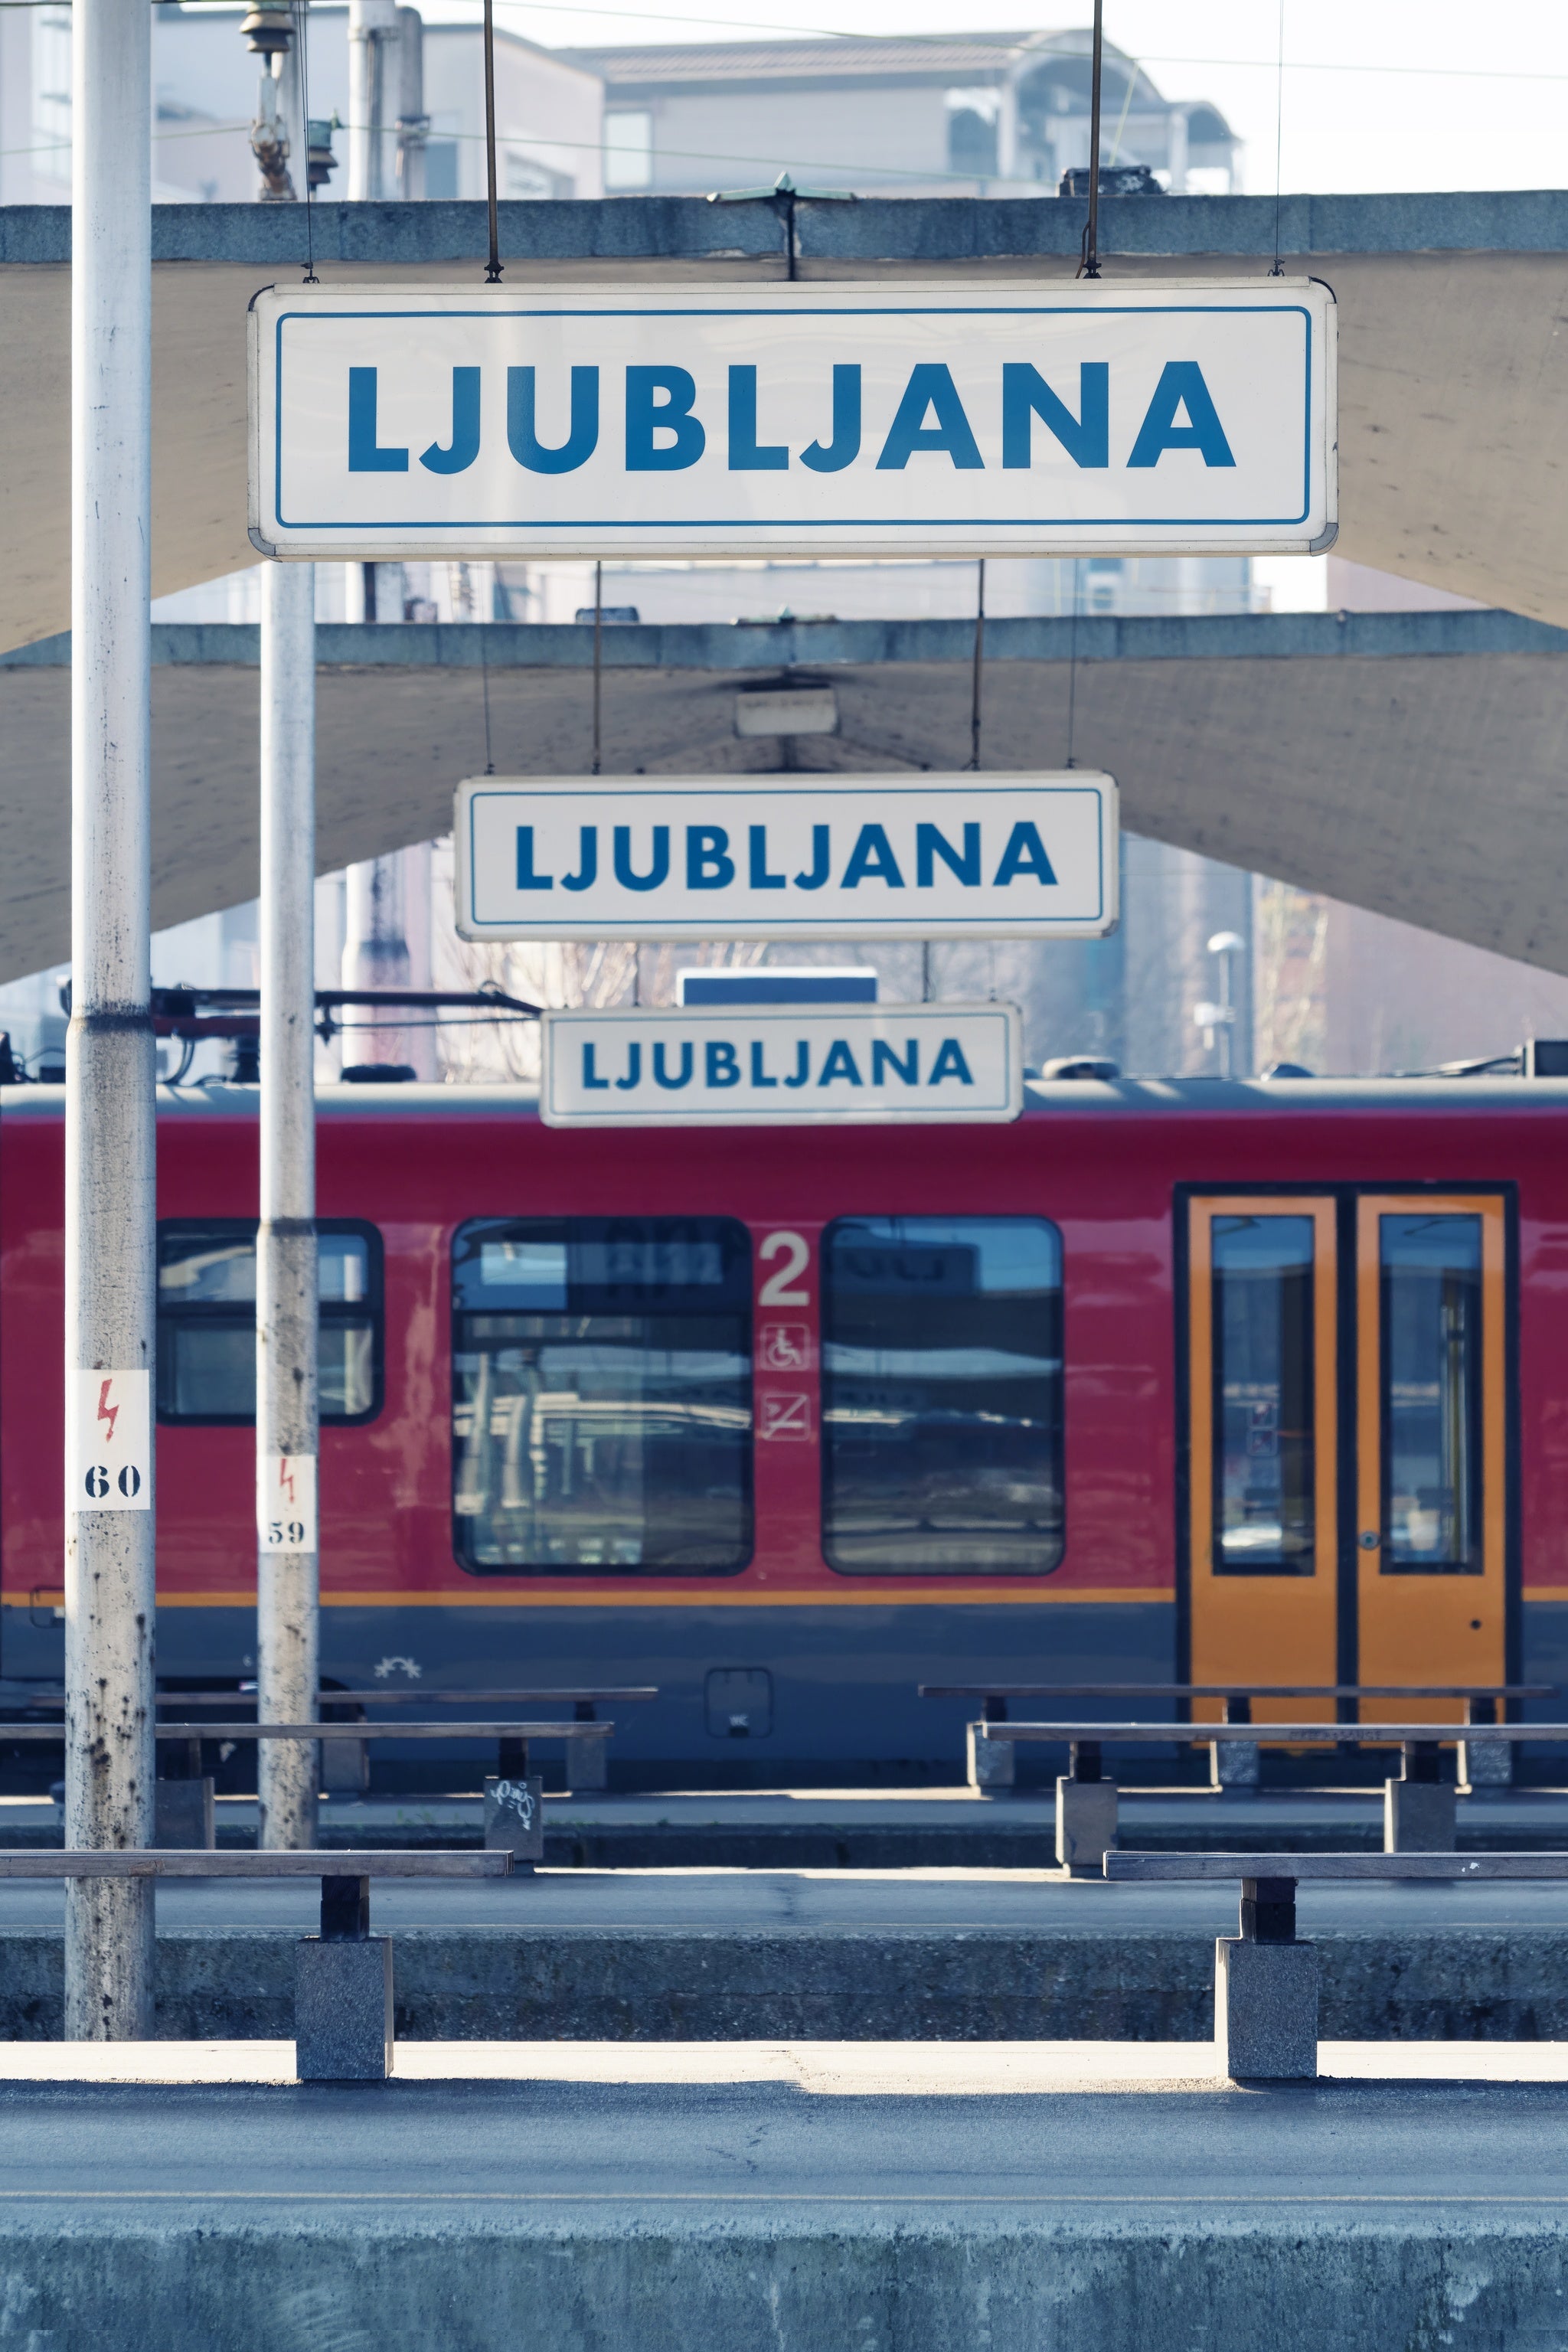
[420,367,481,475]
[929,1038,975,1086]
[1127,361,1236,469]
[687,827,735,890]
[613,826,670,892]
[727,367,789,472]
[1001,361,1109,471]
[872,1038,919,1086]
[508,365,599,474]
[348,368,407,472]
[706,1040,742,1087]
[351,356,1236,479]
[876,364,984,472]
[841,825,905,890]
[626,367,706,472]
[818,1039,864,1087]
[515,826,554,890]
[992,822,1058,887]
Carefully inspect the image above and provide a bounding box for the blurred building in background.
[557,28,1239,200]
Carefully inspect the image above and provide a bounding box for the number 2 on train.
[758,1231,811,1306]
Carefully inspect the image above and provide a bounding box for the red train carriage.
[2,1076,1564,1778]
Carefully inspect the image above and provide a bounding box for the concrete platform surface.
[0,1864,1564,1932]
[3,2037,1568,2086]
[0,2072,1566,2350]
[2,1870,1568,2046]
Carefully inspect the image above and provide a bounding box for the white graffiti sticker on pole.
[68,1370,151,1511]
[259,1455,318,1553]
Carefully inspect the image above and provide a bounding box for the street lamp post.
[1195,929,1246,1079]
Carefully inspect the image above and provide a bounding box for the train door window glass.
[821,1216,1063,1574]
[1380,1213,1482,1572]
[1211,1214,1315,1574]
[155,1222,381,1424]
[451,1217,752,1574]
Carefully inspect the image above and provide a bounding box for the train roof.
[7,1075,1568,1119]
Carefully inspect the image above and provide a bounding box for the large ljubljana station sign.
[250,280,1338,560]
[250,276,1335,1123]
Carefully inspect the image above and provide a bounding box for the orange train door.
[1184,1191,1512,1730]
[1185,1197,1341,1728]
[1353,1195,1508,1724]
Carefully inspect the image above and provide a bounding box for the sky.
[418,0,1568,198]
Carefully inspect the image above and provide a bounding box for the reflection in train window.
[1380,1213,1482,1573]
[156,1222,381,1424]
[450,1217,753,1574]
[821,1216,1063,1573]
[1211,1214,1315,1575]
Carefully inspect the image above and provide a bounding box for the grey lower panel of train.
[0,1601,1171,1775]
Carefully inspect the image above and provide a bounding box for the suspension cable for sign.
[1065,557,1082,768]
[1080,0,1104,281]
[967,557,985,771]
[482,0,502,283]
[296,0,317,283]
[592,559,603,776]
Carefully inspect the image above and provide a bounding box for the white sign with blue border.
[456,774,1118,942]
[249,279,1336,559]
[539,1003,1024,1125]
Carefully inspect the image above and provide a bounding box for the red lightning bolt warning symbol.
[96,1380,119,1447]
[278,1459,296,1507]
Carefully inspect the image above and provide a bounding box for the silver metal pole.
[257,559,320,1849]
[65,0,155,2039]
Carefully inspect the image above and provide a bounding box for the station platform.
[0,1867,1563,2044]
[0,2065,1563,2350]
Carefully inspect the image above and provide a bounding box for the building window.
[452,1217,753,1574]
[156,1223,382,1425]
[603,110,652,191]
[822,1216,1064,1573]
[33,9,72,185]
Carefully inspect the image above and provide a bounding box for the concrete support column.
[64,0,157,2039]
[257,559,320,1851]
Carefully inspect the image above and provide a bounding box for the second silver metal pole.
[256,559,319,1849]
[64,0,156,2040]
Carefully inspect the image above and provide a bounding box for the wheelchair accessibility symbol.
[760,1323,811,1371]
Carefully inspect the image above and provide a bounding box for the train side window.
[1379,1212,1483,1573]
[821,1215,1063,1575]
[450,1216,753,1575]
[1210,1214,1315,1575]
[155,1221,382,1425]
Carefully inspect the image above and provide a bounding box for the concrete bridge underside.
[1,192,1566,644]
[0,612,1561,987]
